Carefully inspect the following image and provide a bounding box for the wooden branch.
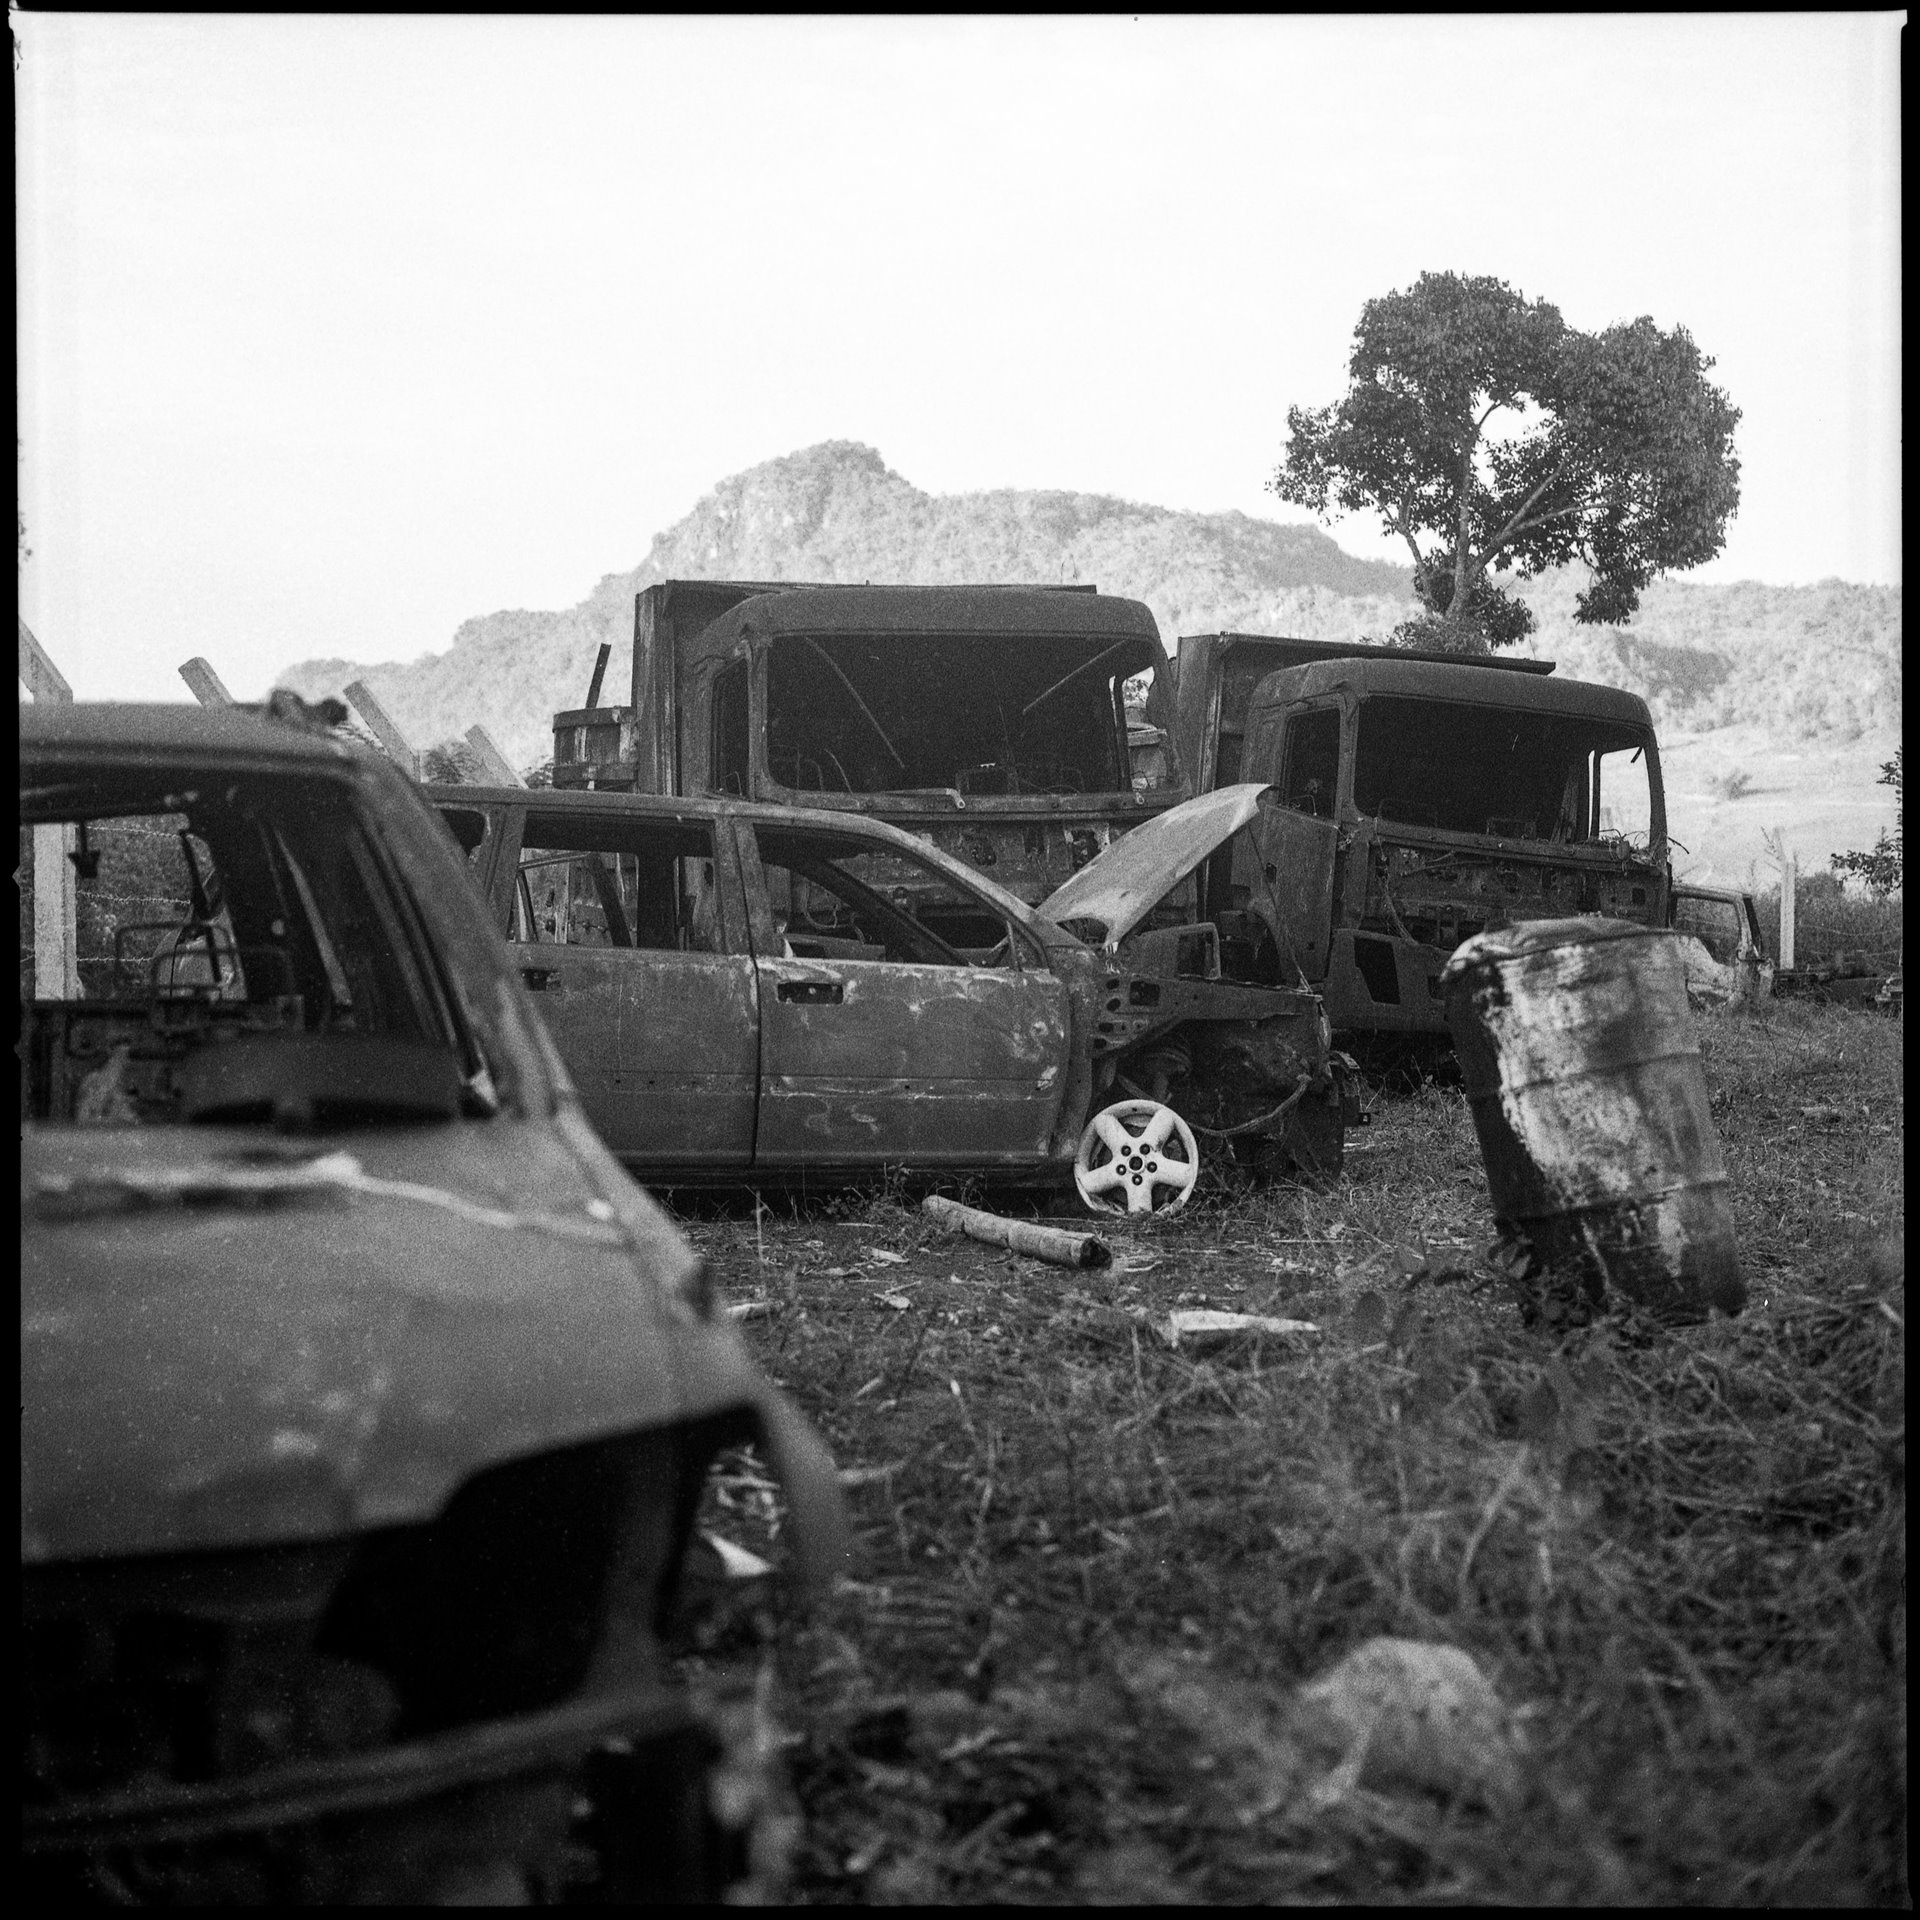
[922,1194,1111,1270]
[1474,464,1566,570]
[1380,502,1428,573]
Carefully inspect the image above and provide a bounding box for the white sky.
[15,12,1905,702]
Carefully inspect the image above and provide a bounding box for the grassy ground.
[676,1000,1904,1906]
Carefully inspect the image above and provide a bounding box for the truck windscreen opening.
[1351,696,1658,847]
[765,634,1130,797]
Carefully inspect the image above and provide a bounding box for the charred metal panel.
[513,946,758,1167]
[1038,784,1268,944]
[754,961,1071,1167]
[1250,804,1339,978]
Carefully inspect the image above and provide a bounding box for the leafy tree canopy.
[1270,272,1741,652]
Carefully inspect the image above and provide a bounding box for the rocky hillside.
[277,441,1900,790]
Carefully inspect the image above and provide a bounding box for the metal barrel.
[1441,917,1744,1323]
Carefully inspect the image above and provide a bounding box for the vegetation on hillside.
[271,442,1898,801]
[1272,274,1741,654]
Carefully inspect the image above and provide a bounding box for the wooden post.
[343,679,420,778]
[178,657,235,706]
[1779,853,1797,971]
[463,725,525,787]
[584,642,612,710]
[18,618,81,999]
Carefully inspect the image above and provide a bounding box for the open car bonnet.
[1038,783,1271,947]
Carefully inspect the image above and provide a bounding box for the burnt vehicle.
[549,581,1187,930]
[1669,882,1774,1005]
[436,780,1353,1201]
[1216,654,1670,1038]
[21,702,845,1903]
[1168,629,1555,800]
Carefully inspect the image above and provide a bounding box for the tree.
[1270,272,1741,653]
[1831,748,1902,894]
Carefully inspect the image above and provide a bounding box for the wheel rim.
[1073,1099,1201,1216]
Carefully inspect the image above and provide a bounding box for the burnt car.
[1668,881,1773,1006]
[21,702,846,1903]
[434,779,1353,1204]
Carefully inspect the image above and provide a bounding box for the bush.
[1707,767,1754,802]
[1831,749,1902,894]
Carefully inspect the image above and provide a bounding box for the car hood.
[1037,782,1271,946]
[21,1118,778,1565]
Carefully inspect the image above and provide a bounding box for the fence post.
[18,618,82,998]
[1779,853,1797,971]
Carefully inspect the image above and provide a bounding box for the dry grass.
[677,999,1904,1906]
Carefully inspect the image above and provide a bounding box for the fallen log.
[921,1194,1111,1269]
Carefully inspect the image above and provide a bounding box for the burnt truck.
[550,581,1186,941]
[1167,633,1676,1037]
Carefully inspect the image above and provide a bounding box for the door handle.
[521,964,559,992]
[776,979,843,1005]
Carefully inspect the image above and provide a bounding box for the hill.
[274,440,1901,880]
[274,441,1417,769]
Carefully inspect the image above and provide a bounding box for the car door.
[1245,706,1343,980]
[738,819,1072,1170]
[507,807,758,1168]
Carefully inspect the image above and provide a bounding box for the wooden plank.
[463,725,525,787]
[178,657,235,706]
[343,679,419,777]
[19,619,81,998]
[18,616,72,701]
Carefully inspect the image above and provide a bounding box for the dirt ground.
[673,999,1905,1906]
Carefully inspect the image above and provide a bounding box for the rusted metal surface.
[21,702,846,1899]
[756,959,1072,1167]
[1169,630,1553,798]
[1223,654,1671,1039]
[1670,881,1774,1007]
[436,782,1349,1186]
[1038,782,1268,945]
[551,580,1186,913]
[1442,916,1745,1323]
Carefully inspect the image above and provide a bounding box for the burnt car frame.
[436,780,1353,1189]
[1232,656,1670,1036]
[21,702,844,1903]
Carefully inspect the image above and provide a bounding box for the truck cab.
[1231,656,1669,1036]
[552,581,1185,943]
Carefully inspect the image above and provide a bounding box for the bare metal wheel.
[1074,1099,1201,1216]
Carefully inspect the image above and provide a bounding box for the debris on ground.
[1160,1309,1320,1352]
[922,1193,1112,1269]
[1291,1637,1524,1813]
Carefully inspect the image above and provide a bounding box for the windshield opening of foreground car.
[20,771,469,1127]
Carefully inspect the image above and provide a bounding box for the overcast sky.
[16,12,1904,702]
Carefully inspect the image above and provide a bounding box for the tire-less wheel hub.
[1073,1099,1200,1216]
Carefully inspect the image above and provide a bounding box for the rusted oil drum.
[1442,917,1744,1323]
